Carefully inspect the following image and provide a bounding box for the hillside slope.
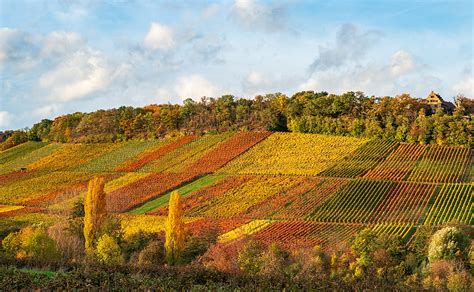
[0,132,472,248]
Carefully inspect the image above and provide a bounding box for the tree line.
[2,91,473,150]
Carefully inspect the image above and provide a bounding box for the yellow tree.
[165,191,185,265]
[83,177,107,253]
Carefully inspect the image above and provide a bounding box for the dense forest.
[1,91,473,149]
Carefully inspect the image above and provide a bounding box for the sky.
[0,0,473,130]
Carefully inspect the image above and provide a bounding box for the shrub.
[181,230,218,264]
[428,227,470,263]
[259,244,291,278]
[48,222,84,263]
[121,231,155,262]
[446,268,471,291]
[237,240,264,275]
[21,227,61,262]
[351,228,378,257]
[137,240,165,268]
[294,246,330,280]
[3,227,61,261]
[201,242,240,273]
[96,234,122,265]
[2,232,21,257]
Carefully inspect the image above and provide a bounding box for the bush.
[181,230,218,264]
[259,244,291,278]
[137,240,165,268]
[446,268,471,291]
[96,234,122,265]
[351,228,378,257]
[294,245,330,280]
[201,242,240,273]
[48,222,84,263]
[428,227,470,263]
[2,227,60,262]
[121,231,156,263]
[2,232,22,257]
[425,260,471,291]
[22,227,61,262]
[237,240,264,275]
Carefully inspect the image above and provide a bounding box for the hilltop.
[1,92,473,151]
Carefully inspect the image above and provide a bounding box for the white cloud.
[32,104,62,118]
[144,22,176,51]
[55,6,88,22]
[246,71,266,86]
[155,87,172,100]
[309,23,382,72]
[0,27,38,69]
[390,50,415,77]
[175,74,218,100]
[41,31,83,57]
[300,50,435,97]
[302,24,439,97]
[39,50,110,102]
[232,0,287,32]
[0,111,13,129]
[242,71,300,97]
[453,76,474,97]
[203,3,221,19]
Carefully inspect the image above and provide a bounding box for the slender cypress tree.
[83,177,107,254]
[165,191,185,265]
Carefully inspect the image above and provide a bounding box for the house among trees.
[422,91,455,113]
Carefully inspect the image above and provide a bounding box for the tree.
[428,227,470,264]
[350,228,379,277]
[2,227,60,261]
[96,234,122,264]
[237,240,264,275]
[21,227,60,262]
[165,191,185,265]
[1,130,28,151]
[28,119,52,141]
[83,177,107,254]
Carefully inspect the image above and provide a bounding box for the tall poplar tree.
[165,191,185,265]
[83,177,107,253]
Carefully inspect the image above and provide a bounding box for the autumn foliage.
[165,191,185,265]
[84,177,107,253]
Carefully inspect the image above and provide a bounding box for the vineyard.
[0,132,472,251]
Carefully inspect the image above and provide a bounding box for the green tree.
[237,240,264,275]
[428,227,470,264]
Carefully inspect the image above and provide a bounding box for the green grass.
[128,175,223,214]
[18,268,57,278]
[0,142,48,165]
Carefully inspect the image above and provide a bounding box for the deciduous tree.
[84,177,107,254]
[165,191,185,265]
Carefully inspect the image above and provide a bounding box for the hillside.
[0,132,472,250]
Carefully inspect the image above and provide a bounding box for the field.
[0,132,471,250]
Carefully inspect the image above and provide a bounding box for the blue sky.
[0,0,472,130]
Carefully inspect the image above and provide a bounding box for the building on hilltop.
[422,91,455,113]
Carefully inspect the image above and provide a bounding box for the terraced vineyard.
[0,132,472,251]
